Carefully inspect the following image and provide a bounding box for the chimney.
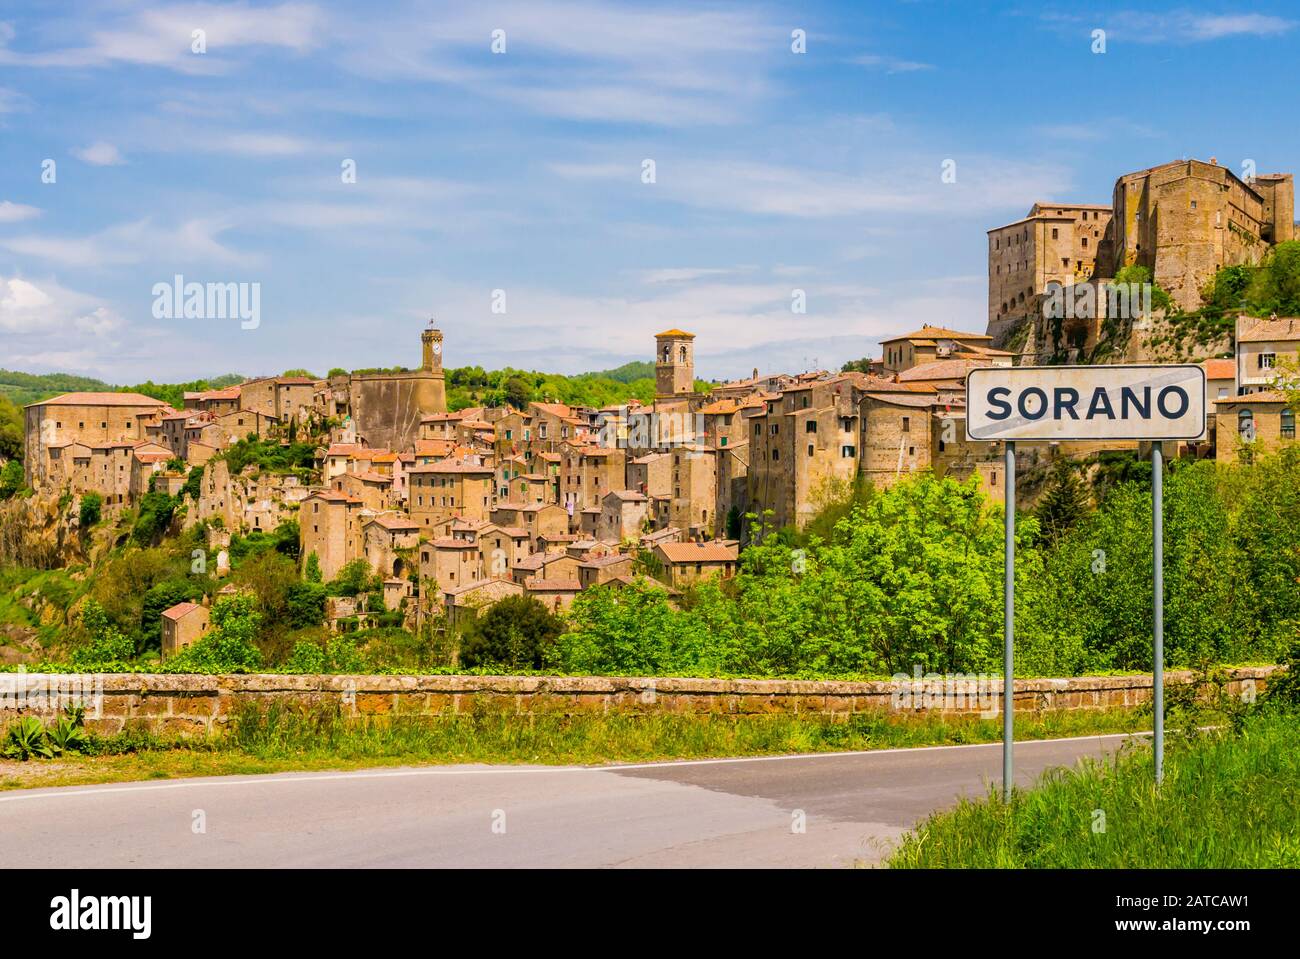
[1210,157,1218,165]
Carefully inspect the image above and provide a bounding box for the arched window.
[679,345,687,363]
[662,345,670,362]
[1238,408,1254,437]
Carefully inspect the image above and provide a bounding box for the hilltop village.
[12,157,1300,651]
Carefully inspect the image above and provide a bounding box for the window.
[1283,409,1296,440]
[1218,387,1229,399]
[901,416,910,433]
[1081,237,1088,248]
[805,421,817,433]
[807,444,815,457]
[1190,200,1197,210]
[770,424,779,435]
[1260,353,1276,370]
[840,445,856,458]
[772,449,779,461]
[1051,228,1058,239]
[1238,409,1254,437]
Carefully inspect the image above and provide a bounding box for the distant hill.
[590,361,655,384]
[0,369,244,408]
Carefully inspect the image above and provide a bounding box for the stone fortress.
[987,158,1295,358]
[319,320,448,451]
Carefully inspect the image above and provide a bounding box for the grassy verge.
[888,708,1300,868]
[1,703,1147,791]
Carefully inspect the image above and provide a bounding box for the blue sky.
[1,1,1298,384]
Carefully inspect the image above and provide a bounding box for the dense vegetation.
[3,445,1298,680]
[551,451,1300,678]
[0,368,243,409]
[889,665,1300,867]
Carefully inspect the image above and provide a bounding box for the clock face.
[432,341,442,355]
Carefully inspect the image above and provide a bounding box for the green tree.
[131,492,179,546]
[0,459,24,500]
[1035,460,1090,545]
[303,552,323,583]
[0,394,23,461]
[1248,240,1300,316]
[503,375,533,410]
[328,558,377,597]
[71,598,136,668]
[165,595,263,672]
[78,492,103,528]
[460,595,564,669]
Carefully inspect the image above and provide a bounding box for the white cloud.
[852,54,934,73]
[0,200,40,223]
[0,3,326,74]
[552,153,1073,218]
[71,141,125,165]
[339,1,777,125]
[637,267,743,285]
[1,217,251,269]
[1042,10,1295,44]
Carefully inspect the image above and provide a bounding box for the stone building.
[408,458,494,529]
[596,489,650,543]
[329,320,448,451]
[160,602,210,659]
[1214,392,1296,462]
[652,540,739,589]
[1112,160,1293,312]
[986,158,1296,346]
[301,489,366,581]
[987,205,1113,343]
[23,392,170,491]
[1235,315,1300,395]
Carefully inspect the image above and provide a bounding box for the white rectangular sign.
[965,364,1206,442]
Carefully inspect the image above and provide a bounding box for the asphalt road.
[0,733,1141,868]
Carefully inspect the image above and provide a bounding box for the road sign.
[967,363,1197,796]
[965,364,1206,442]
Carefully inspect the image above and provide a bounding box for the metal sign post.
[965,365,1205,796]
[1003,441,1015,802]
[1152,443,1164,784]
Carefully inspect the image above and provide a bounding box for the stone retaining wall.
[0,667,1277,737]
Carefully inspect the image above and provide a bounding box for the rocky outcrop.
[0,492,86,569]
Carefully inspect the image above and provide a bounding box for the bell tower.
[654,329,695,398]
[421,320,443,373]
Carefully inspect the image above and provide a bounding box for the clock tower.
[421,320,444,373]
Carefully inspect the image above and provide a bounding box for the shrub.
[461,595,564,670]
[71,598,136,669]
[165,595,263,672]
[77,492,103,528]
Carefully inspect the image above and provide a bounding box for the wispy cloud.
[552,153,1074,218]
[0,2,326,74]
[1042,9,1296,44]
[851,53,934,73]
[0,200,41,223]
[71,141,125,165]
[1,217,252,269]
